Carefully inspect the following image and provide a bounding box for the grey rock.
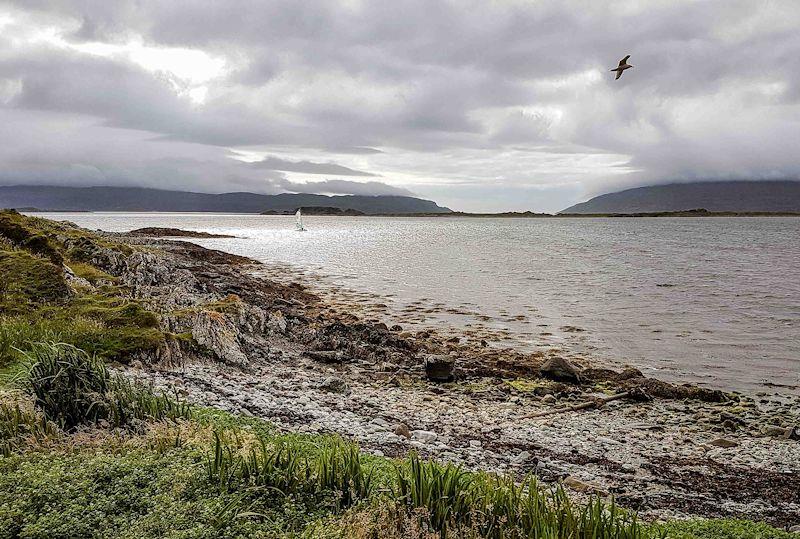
[511,450,531,465]
[411,429,438,443]
[303,350,343,364]
[539,357,581,383]
[563,475,608,496]
[319,376,349,393]
[268,310,288,333]
[191,310,248,366]
[706,437,738,448]
[763,425,790,437]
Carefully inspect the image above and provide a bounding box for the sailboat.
[295,208,307,231]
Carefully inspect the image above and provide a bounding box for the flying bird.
[610,55,633,80]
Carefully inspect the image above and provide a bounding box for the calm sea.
[38,212,800,394]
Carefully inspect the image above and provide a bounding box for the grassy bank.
[0,209,165,374]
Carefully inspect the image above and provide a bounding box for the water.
[39,212,800,394]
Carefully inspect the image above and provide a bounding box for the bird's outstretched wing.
[618,55,630,67]
[615,70,623,80]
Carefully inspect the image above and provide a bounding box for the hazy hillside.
[561,181,800,214]
[0,186,451,214]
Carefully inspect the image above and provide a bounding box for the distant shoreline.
[373,209,800,218]
[17,207,800,218]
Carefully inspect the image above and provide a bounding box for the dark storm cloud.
[1,0,799,210]
[250,156,378,177]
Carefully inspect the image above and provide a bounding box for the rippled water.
[40,212,800,394]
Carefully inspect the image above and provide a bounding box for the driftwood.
[520,387,651,420]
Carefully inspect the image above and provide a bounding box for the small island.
[261,206,367,216]
[127,227,237,238]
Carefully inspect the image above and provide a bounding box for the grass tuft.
[0,402,60,456]
[393,453,647,538]
[22,342,190,430]
[206,431,374,512]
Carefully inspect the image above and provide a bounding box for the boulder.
[191,310,248,367]
[539,357,581,383]
[425,355,455,382]
[393,423,411,438]
[411,429,437,443]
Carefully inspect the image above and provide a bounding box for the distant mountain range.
[561,181,800,214]
[0,186,451,214]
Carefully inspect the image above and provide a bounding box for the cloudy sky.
[1,1,798,212]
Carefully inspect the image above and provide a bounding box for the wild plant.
[22,341,190,429]
[0,402,60,456]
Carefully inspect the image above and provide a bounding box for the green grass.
[0,403,60,457]
[0,249,70,309]
[392,453,647,539]
[68,260,118,284]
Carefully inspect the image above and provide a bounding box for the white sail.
[295,209,306,231]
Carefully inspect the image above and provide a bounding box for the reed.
[206,432,374,510]
[393,453,648,539]
[315,438,374,510]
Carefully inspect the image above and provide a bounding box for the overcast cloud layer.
[1,1,798,211]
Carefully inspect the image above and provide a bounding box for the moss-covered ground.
[0,209,164,371]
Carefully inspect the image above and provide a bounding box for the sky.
[0,1,799,212]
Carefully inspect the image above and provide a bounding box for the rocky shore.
[55,224,800,528]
